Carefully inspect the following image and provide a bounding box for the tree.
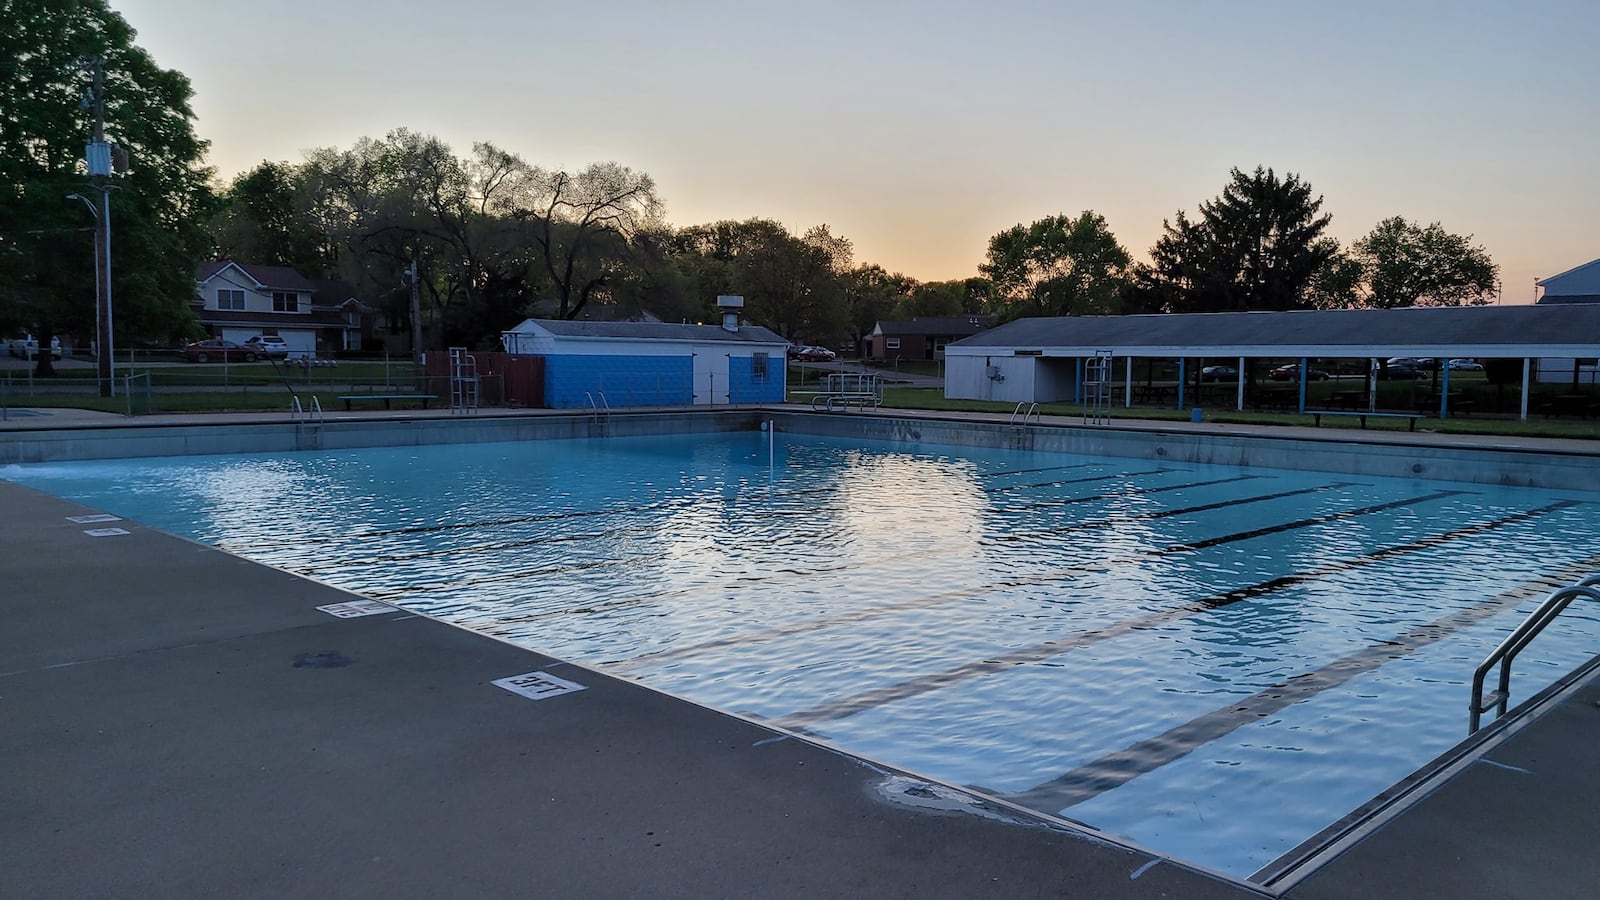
[669,219,849,344]
[1139,167,1334,312]
[209,161,330,274]
[842,264,913,353]
[980,212,1130,319]
[518,161,662,319]
[0,0,216,374]
[1304,239,1364,309]
[1349,217,1499,308]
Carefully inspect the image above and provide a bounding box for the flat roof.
[948,305,1600,358]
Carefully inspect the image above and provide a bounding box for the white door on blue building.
[691,346,731,405]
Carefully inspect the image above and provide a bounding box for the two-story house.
[194,262,370,357]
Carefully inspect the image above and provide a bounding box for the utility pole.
[404,255,423,365]
[83,59,115,398]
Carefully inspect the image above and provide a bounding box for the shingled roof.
[949,305,1600,358]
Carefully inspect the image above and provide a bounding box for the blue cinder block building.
[501,297,788,409]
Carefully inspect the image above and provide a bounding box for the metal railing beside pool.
[1469,573,1600,733]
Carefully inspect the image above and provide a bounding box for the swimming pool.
[7,430,1598,882]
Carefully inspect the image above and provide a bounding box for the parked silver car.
[244,335,291,358]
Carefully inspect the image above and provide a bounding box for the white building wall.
[1535,357,1600,385]
[1540,260,1600,296]
[944,353,1036,403]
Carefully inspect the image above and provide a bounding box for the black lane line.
[1006,474,1265,513]
[1001,536,1597,814]
[319,468,1217,598]
[763,489,1504,730]
[605,485,1438,675]
[223,462,1113,553]
[991,481,1357,543]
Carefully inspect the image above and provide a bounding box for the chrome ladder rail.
[1008,402,1039,426]
[584,391,611,435]
[1469,574,1600,733]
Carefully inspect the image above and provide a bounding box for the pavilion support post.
[1125,356,1133,407]
[1520,358,1531,421]
[1236,356,1245,410]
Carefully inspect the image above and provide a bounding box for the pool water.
[8,432,1599,880]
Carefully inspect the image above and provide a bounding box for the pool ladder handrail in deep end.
[1009,402,1039,427]
[1469,573,1600,734]
[290,395,324,424]
[584,391,611,434]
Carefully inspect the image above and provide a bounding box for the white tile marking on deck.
[493,670,587,701]
[316,599,396,618]
[83,527,130,537]
[67,514,122,524]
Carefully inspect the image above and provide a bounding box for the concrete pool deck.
[3,408,1598,898]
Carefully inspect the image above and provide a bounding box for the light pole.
[66,192,113,397]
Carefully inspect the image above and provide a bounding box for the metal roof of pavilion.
[947,305,1600,359]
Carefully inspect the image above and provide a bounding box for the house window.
[217,289,245,310]
[885,338,901,350]
[752,352,769,380]
[272,291,299,312]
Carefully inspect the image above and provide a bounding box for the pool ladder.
[1009,402,1039,449]
[290,396,324,450]
[1468,573,1600,734]
[585,391,610,436]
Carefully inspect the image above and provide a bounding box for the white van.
[8,334,63,360]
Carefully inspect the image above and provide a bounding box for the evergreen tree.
[1140,167,1334,312]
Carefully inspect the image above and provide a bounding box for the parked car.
[1447,358,1484,372]
[1200,365,1238,381]
[181,339,259,363]
[792,345,836,362]
[244,335,290,358]
[1378,364,1427,380]
[1269,364,1330,381]
[8,334,63,360]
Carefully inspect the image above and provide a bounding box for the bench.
[809,392,881,411]
[1310,410,1423,431]
[337,394,438,410]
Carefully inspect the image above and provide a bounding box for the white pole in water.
[763,420,775,477]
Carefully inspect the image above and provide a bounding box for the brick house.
[866,315,994,361]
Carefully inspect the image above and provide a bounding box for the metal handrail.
[1009,402,1039,426]
[1469,574,1600,733]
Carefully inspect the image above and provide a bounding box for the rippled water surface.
[8,432,1598,880]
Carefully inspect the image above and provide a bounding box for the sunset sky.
[113,0,1598,300]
